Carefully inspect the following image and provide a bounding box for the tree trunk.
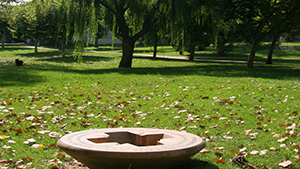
[94,37,99,48]
[119,38,134,68]
[61,41,66,57]
[217,41,225,56]
[266,34,279,64]
[153,38,158,58]
[247,39,259,68]
[1,32,6,48]
[189,45,195,61]
[34,40,38,53]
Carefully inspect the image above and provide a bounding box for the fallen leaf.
[270,147,280,151]
[200,149,210,153]
[278,160,292,167]
[38,144,45,148]
[215,152,223,157]
[223,135,233,140]
[277,137,289,143]
[57,153,65,158]
[214,158,225,162]
[179,126,186,131]
[239,147,247,152]
[44,143,55,150]
[215,147,224,150]
[230,148,237,152]
[188,125,197,129]
[26,157,33,160]
[260,150,268,155]
[134,122,141,126]
[14,128,23,133]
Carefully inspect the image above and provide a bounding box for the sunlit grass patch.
[0,45,299,168]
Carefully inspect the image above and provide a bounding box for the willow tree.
[71,0,163,67]
[170,0,214,61]
[45,0,75,57]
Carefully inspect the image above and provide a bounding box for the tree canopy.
[219,0,300,68]
[5,0,300,68]
[71,0,164,67]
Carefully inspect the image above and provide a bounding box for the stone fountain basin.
[57,128,206,169]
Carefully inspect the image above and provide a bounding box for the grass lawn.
[0,45,300,169]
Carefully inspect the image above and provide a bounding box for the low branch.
[98,0,120,17]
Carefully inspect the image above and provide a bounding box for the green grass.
[0,45,300,169]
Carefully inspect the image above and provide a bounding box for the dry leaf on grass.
[278,160,292,167]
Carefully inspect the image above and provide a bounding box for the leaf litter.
[0,77,299,168]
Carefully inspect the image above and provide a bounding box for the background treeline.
[1,0,300,68]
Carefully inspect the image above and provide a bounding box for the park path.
[86,50,249,64]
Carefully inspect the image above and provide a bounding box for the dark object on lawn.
[15,59,23,66]
[179,50,183,55]
[230,155,248,166]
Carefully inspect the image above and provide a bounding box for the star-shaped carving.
[88,131,164,146]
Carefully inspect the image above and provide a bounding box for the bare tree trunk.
[217,41,225,56]
[1,32,6,48]
[189,45,195,61]
[266,33,279,64]
[94,37,99,48]
[153,36,158,58]
[61,41,66,57]
[247,39,260,68]
[119,38,134,68]
[34,39,38,53]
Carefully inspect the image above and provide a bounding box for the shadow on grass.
[173,159,219,169]
[135,55,300,66]
[0,47,32,52]
[0,66,45,86]
[19,50,63,58]
[257,49,300,59]
[1,53,300,87]
[35,55,118,63]
[27,60,300,80]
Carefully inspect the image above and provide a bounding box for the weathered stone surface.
[57,128,206,169]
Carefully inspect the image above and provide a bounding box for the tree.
[94,22,108,48]
[71,0,163,67]
[0,15,11,48]
[220,0,300,68]
[170,0,214,61]
[142,2,171,58]
[10,0,48,53]
[45,0,75,57]
[266,17,300,64]
[0,0,14,48]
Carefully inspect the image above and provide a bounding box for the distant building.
[84,31,122,45]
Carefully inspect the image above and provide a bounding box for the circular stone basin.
[57,128,206,169]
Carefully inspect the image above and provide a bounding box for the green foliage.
[170,1,215,55]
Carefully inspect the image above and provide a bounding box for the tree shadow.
[35,55,117,64]
[134,55,300,66]
[0,66,45,86]
[172,159,219,169]
[27,60,300,80]
[0,46,37,52]
[19,51,64,58]
[257,49,300,59]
